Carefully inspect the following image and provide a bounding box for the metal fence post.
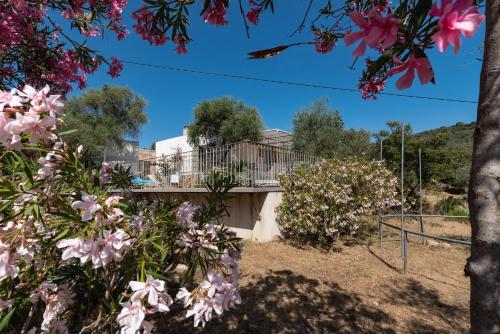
[403,230,408,274]
[379,218,384,248]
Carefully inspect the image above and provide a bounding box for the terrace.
[114,140,318,190]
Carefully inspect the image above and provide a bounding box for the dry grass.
[155,218,471,333]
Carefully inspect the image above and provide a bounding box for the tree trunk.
[467,2,500,333]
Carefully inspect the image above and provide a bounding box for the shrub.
[277,159,399,247]
[0,86,242,333]
[435,196,468,216]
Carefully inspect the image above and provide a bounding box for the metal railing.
[112,141,318,188]
[379,214,470,274]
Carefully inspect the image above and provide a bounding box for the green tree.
[292,98,372,158]
[292,98,344,157]
[61,85,148,160]
[187,97,263,146]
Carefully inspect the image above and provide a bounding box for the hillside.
[414,122,474,191]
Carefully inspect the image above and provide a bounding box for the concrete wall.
[134,190,283,242]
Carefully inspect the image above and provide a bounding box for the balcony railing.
[112,141,318,189]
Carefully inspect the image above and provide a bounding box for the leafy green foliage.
[187,97,264,146]
[292,98,372,158]
[60,85,148,161]
[376,121,474,193]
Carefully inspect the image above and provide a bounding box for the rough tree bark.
[467,1,500,333]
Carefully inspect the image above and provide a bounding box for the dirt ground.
[156,218,471,333]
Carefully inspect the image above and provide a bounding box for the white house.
[155,126,193,157]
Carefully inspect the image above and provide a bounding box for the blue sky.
[73,1,484,148]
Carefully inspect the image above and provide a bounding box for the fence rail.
[378,214,470,274]
[111,141,318,189]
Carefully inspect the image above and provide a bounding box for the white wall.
[155,132,193,157]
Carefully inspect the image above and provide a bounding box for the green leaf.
[58,129,78,137]
[0,307,16,331]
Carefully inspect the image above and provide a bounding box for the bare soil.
[156,218,471,333]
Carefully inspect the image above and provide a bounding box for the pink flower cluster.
[430,0,484,54]
[108,57,123,78]
[0,85,62,150]
[313,28,337,54]
[203,0,229,26]
[1,1,127,94]
[389,55,434,90]
[344,9,401,56]
[177,253,241,328]
[132,6,168,46]
[175,202,218,253]
[118,275,173,333]
[246,1,262,26]
[30,282,74,333]
[56,229,132,269]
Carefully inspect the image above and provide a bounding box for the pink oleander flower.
[0,88,23,111]
[132,6,168,46]
[82,25,100,37]
[359,77,386,100]
[200,271,224,298]
[6,111,58,144]
[107,57,123,78]
[174,35,189,55]
[99,229,131,264]
[37,150,63,178]
[203,0,228,26]
[389,55,434,90]
[0,242,19,281]
[0,112,22,150]
[105,195,122,208]
[129,275,165,306]
[99,161,113,184]
[41,284,74,332]
[176,202,199,228]
[71,191,101,221]
[313,28,336,54]
[117,301,146,334]
[344,9,401,56]
[430,0,484,53]
[246,3,261,25]
[176,287,193,307]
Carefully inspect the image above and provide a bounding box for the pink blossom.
[0,242,19,281]
[41,284,74,332]
[344,9,401,56]
[129,275,165,306]
[203,0,228,26]
[107,57,123,78]
[0,89,23,111]
[200,271,224,298]
[99,229,131,264]
[174,35,189,55]
[313,28,336,54]
[6,112,58,144]
[105,195,122,208]
[99,162,114,184]
[246,5,261,25]
[389,55,434,90]
[117,301,146,334]
[176,287,193,307]
[71,192,101,221]
[82,25,100,37]
[176,202,199,228]
[132,6,168,46]
[430,0,484,53]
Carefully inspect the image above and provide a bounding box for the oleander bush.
[0,86,242,333]
[277,159,399,247]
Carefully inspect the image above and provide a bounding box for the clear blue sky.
[74,2,484,149]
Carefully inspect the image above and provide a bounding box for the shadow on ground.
[155,268,468,333]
